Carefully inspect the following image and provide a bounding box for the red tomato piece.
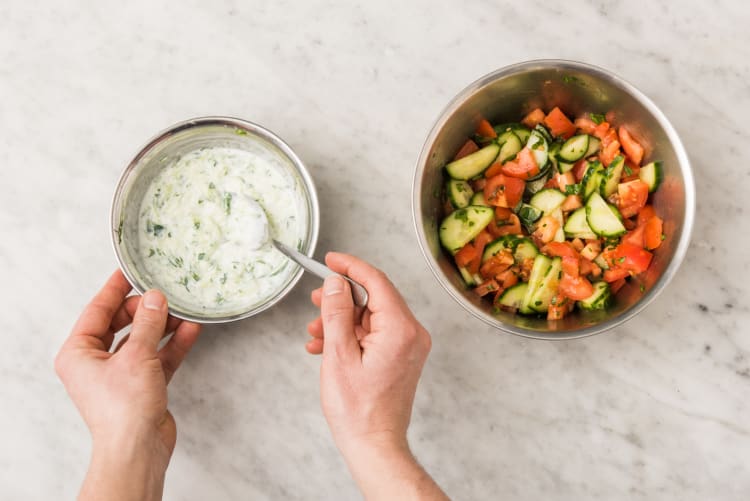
[474,279,500,297]
[621,225,645,248]
[603,267,630,282]
[487,214,521,238]
[614,242,653,274]
[573,159,589,182]
[484,161,504,179]
[574,116,598,135]
[643,216,664,250]
[454,139,479,160]
[559,274,594,300]
[637,205,657,226]
[610,277,627,293]
[521,108,546,128]
[547,292,569,320]
[617,180,649,218]
[484,174,525,208]
[618,127,644,166]
[502,147,539,179]
[544,107,577,139]
[476,119,497,139]
[600,139,621,166]
[543,241,579,259]
[455,243,478,267]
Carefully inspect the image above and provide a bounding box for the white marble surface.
[1,0,749,499]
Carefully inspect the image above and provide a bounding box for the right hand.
[307,252,432,455]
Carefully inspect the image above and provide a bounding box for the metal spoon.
[245,195,368,308]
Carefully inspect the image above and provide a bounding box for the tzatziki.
[136,146,306,314]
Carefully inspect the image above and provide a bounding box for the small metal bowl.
[412,60,695,340]
[111,117,320,323]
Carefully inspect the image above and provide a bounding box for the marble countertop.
[2,0,748,499]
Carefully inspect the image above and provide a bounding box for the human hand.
[307,253,448,500]
[55,270,201,501]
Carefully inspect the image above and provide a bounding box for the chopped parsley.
[590,113,606,125]
[624,165,633,176]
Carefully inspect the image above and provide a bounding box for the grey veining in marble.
[1,0,749,499]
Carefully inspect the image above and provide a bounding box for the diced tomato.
[559,274,594,300]
[580,241,601,261]
[487,213,521,238]
[614,242,653,274]
[495,207,513,220]
[600,139,621,166]
[455,243,478,267]
[484,161,504,179]
[579,259,601,277]
[547,292,569,320]
[544,107,577,139]
[561,255,580,277]
[571,238,585,252]
[484,174,525,208]
[617,180,649,218]
[474,279,499,297]
[467,231,493,274]
[543,241,579,259]
[621,225,645,248]
[599,246,619,269]
[544,177,559,189]
[561,194,583,212]
[521,108,546,128]
[532,215,560,243]
[574,116,598,135]
[573,159,589,182]
[454,139,479,161]
[593,122,611,140]
[495,269,519,289]
[610,277,627,293]
[555,171,576,192]
[603,267,630,282]
[618,127,644,166]
[637,205,657,226]
[480,251,513,278]
[476,119,497,139]
[502,147,539,179]
[643,216,664,250]
[623,218,637,230]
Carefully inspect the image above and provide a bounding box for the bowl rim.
[411,59,696,340]
[110,116,320,324]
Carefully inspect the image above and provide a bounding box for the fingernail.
[324,276,345,296]
[143,290,165,311]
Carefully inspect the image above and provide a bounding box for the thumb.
[321,276,360,363]
[127,289,168,355]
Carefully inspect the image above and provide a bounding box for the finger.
[324,252,402,311]
[320,276,360,364]
[70,270,132,340]
[306,338,323,355]
[158,321,202,384]
[126,290,169,355]
[311,288,322,308]
[121,296,183,333]
[307,317,324,338]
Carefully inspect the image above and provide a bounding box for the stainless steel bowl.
[111,116,320,323]
[412,60,695,340]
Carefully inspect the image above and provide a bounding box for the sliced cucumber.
[558,160,575,173]
[534,124,553,144]
[470,192,487,206]
[600,155,625,198]
[593,252,610,270]
[445,143,500,180]
[516,203,543,232]
[446,179,474,209]
[557,134,590,162]
[494,123,532,144]
[439,206,494,254]
[639,161,663,192]
[496,282,529,311]
[585,192,626,238]
[584,135,601,158]
[482,236,516,263]
[550,208,566,242]
[526,128,549,170]
[578,281,612,310]
[564,207,596,239]
[458,266,483,287]
[498,132,522,163]
[520,254,551,314]
[548,141,561,172]
[524,170,551,196]
[513,237,539,262]
[530,257,562,312]
[582,161,605,200]
[529,189,566,215]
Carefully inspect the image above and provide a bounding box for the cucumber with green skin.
[639,161,663,192]
[445,143,500,180]
[446,179,474,209]
[600,155,625,198]
[557,134,590,162]
[578,281,612,310]
[439,206,494,254]
[585,192,626,238]
[496,282,529,311]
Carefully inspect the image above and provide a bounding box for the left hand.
[55,270,201,500]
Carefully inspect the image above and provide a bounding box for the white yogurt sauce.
[137,146,306,314]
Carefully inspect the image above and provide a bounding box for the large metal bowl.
[111,116,320,323]
[412,60,695,340]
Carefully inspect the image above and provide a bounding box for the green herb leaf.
[590,113,606,124]
[624,165,633,176]
[198,252,206,260]
[565,183,582,195]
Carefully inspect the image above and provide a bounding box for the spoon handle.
[272,240,369,308]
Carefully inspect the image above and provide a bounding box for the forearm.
[79,432,169,501]
[342,438,450,501]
